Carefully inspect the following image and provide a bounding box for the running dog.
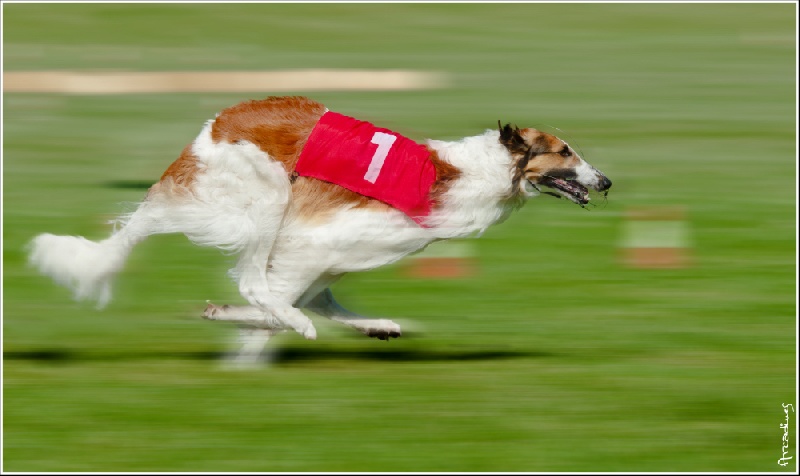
[29,96,611,353]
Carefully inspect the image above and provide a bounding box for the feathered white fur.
[28,233,127,308]
[425,131,522,236]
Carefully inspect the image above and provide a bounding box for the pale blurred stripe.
[3,70,449,94]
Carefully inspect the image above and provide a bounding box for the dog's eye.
[559,147,571,158]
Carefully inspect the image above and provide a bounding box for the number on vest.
[364,132,397,183]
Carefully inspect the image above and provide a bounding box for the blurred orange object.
[621,206,691,269]
[404,241,477,278]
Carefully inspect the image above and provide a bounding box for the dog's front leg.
[233,236,317,340]
[305,288,402,340]
[203,300,316,340]
[227,327,283,367]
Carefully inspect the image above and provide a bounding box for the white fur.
[125,121,291,253]
[28,233,128,308]
[574,157,604,190]
[424,131,519,237]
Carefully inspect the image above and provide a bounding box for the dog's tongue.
[552,178,589,203]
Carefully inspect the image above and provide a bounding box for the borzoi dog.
[29,96,612,356]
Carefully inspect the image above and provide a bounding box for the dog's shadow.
[268,346,552,364]
[4,347,552,365]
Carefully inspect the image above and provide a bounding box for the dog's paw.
[202,302,231,320]
[301,324,317,341]
[363,320,402,340]
[366,329,402,340]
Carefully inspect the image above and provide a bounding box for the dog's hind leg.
[173,124,318,340]
[202,301,312,337]
[205,259,321,340]
[230,262,317,340]
[305,288,402,340]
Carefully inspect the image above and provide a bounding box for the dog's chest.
[274,208,434,273]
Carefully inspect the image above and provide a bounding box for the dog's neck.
[424,130,522,238]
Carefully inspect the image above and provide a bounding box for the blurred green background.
[2,3,796,472]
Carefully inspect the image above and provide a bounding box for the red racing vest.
[295,111,436,225]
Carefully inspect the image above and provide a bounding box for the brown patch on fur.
[210,96,327,172]
[521,128,580,182]
[520,128,563,153]
[155,96,324,195]
[289,177,391,223]
[427,147,461,208]
[154,143,199,195]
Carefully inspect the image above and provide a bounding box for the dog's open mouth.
[537,177,590,205]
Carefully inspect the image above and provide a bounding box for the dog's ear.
[498,121,514,143]
[498,121,527,152]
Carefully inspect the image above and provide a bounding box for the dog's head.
[498,122,611,206]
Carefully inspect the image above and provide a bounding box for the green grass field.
[3,3,796,472]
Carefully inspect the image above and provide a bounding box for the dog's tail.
[27,205,154,308]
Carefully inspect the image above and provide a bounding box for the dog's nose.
[598,176,612,192]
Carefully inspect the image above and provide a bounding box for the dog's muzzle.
[537,166,611,206]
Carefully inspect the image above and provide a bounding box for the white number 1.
[363,132,397,183]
